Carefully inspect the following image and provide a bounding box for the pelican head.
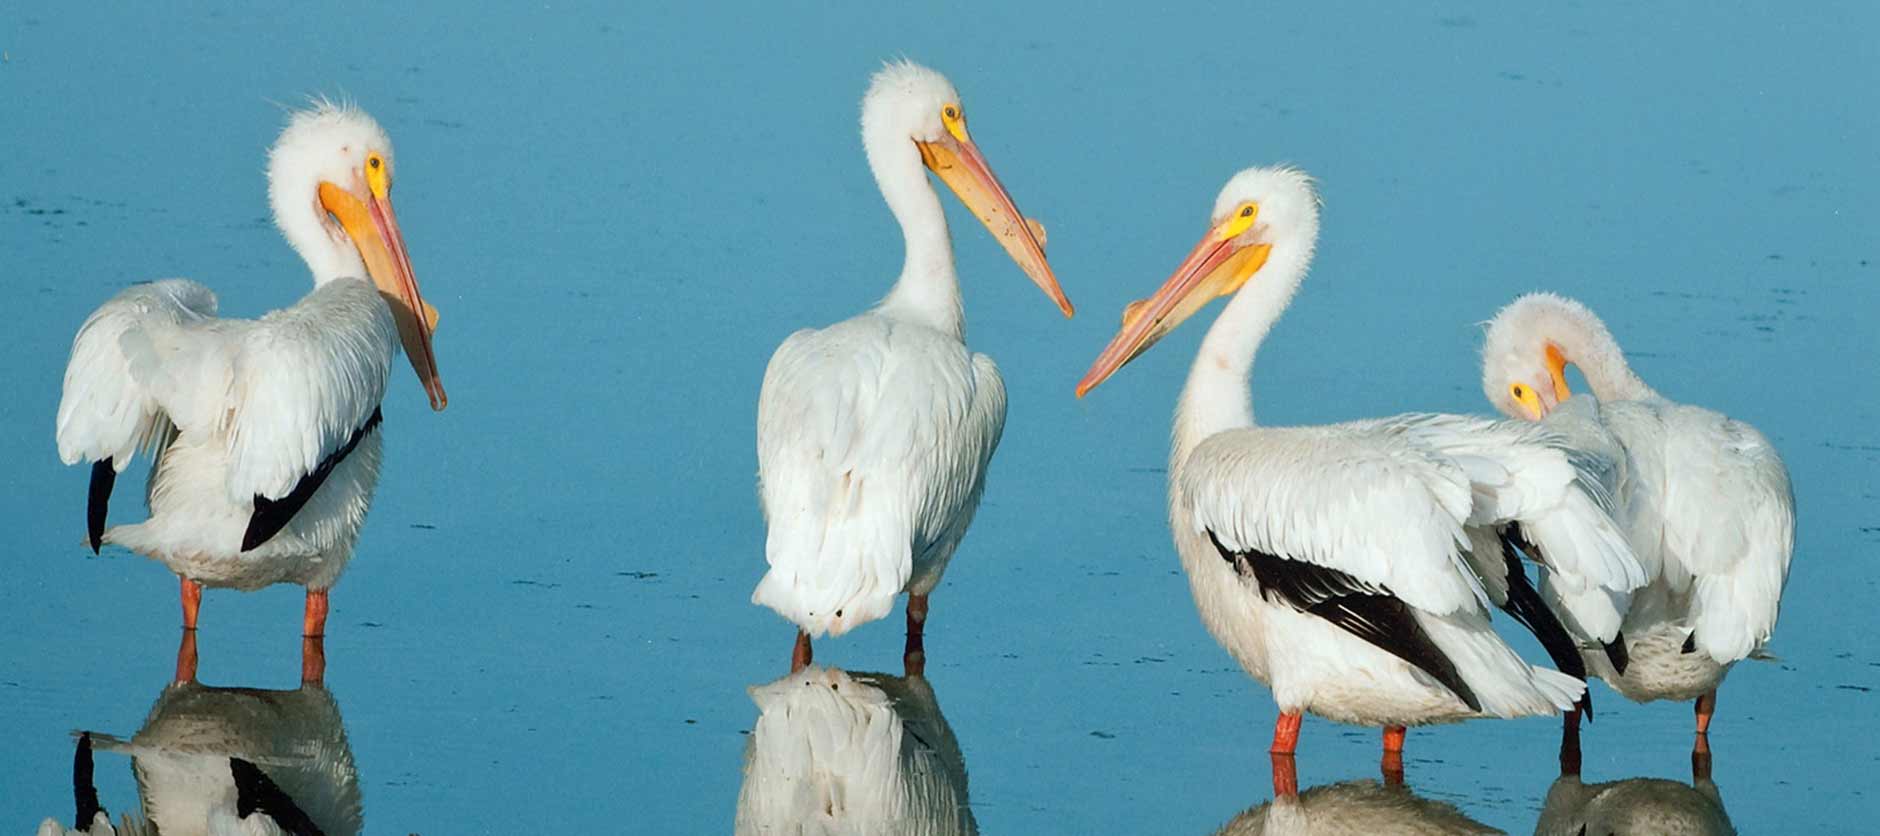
[1481,292,1587,420]
[1076,166,1320,397]
[268,100,445,411]
[862,61,1072,317]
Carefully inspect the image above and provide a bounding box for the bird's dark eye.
[1240,206,1254,217]
[945,107,958,119]
[369,156,382,169]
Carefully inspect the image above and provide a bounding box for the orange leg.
[1382,725,1406,753]
[1694,689,1717,735]
[1560,709,1584,776]
[301,636,327,685]
[303,588,330,638]
[1270,753,1299,798]
[1692,734,1712,781]
[173,629,198,684]
[179,577,202,631]
[1270,710,1303,755]
[904,593,929,675]
[1382,725,1407,785]
[791,630,813,673]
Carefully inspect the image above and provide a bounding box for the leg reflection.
[302,636,326,685]
[1270,752,1298,799]
[179,577,203,631]
[791,630,813,673]
[174,630,199,684]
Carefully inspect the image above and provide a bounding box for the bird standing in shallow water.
[755,61,1071,672]
[55,101,446,638]
[1077,166,1643,768]
[1481,292,1794,752]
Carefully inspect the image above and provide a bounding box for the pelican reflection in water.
[736,660,975,834]
[1538,741,1736,835]
[36,634,358,836]
[1212,756,1500,835]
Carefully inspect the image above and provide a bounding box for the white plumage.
[735,665,976,835]
[757,316,1006,637]
[1076,167,1643,751]
[1482,293,1794,715]
[53,101,444,635]
[754,62,1068,659]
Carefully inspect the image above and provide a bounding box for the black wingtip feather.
[87,460,116,554]
[1209,530,1482,713]
[1682,632,1698,654]
[74,731,104,828]
[232,757,326,836]
[1604,631,1630,674]
[241,409,382,553]
[1497,528,1593,721]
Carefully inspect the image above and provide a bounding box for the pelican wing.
[1610,399,1794,662]
[754,315,1005,637]
[57,279,395,553]
[223,281,393,502]
[1366,406,1646,643]
[56,280,219,469]
[1180,424,1487,618]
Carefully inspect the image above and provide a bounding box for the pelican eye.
[368,156,382,169]
[1240,205,1255,218]
[943,106,959,120]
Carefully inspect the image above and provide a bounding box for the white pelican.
[1075,167,1645,762]
[755,61,1071,670]
[54,101,444,638]
[1481,292,1795,740]
[736,662,976,835]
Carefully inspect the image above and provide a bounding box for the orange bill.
[918,131,1073,317]
[320,182,447,411]
[1076,210,1270,398]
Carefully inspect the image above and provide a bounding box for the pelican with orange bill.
[55,100,449,638]
[754,61,1073,673]
[1075,166,1645,767]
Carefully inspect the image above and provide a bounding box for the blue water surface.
[3,2,1875,832]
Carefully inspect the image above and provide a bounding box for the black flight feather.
[1497,525,1593,720]
[1604,631,1630,673]
[73,732,104,828]
[1209,530,1481,712]
[232,757,326,836]
[87,460,116,554]
[242,408,382,553]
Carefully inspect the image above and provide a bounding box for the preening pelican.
[754,61,1071,670]
[736,663,976,835]
[54,101,445,638]
[1076,167,1644,763]
[1482,292,1794,741]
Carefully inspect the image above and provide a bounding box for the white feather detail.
[56,280,218,468]
[754,314,1004,638]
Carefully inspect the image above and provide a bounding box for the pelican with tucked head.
[755,61,1070,671]
[1481,292,1793,745]
[1077,166,1643,764]
[55,100,445,638]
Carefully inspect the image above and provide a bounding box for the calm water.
[3,2,1875,832]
